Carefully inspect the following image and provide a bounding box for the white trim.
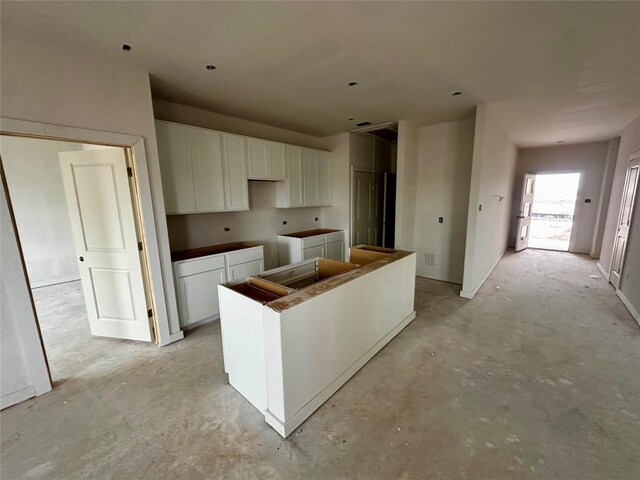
[1,386,36,410]
[616,289,640,327]
[596,261,610,282]
[264,310,417,438]
[0,117,181,346]
[459,248,506,299]
[416,271,462,285]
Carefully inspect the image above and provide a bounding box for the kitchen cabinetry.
[156,121,249,214]
[247,138,286,181]
[276,147,332,208]
[172,244,264,329]
[277,229,345,265]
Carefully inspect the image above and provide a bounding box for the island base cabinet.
[218,251,417,438]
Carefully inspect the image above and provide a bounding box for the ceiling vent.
[351,122,398,143]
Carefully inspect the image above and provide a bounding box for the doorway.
[1,135,156,383]
[528,172,581,251]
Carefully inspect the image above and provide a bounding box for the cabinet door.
[268,142,286,180]
[156,121,195,214]
[303,245,325,260]
[189,128,226,212]
[247,137,269,179]
[221,133,249,211]
[326,241,344,261]
[317,150,332,206]
[227,259,264,282]
[302,148,318,206]
[286,146,304,207]
[177,267,227,327]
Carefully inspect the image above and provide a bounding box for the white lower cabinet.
[173,245,264,329]
[326,241,345,261]
[303,245,325,260]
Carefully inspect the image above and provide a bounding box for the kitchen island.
[218,246,416,437]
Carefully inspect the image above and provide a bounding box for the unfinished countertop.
[279,228,341,239]
[171,241,262,262]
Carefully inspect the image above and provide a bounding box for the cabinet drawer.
[227,259,264,282]
[301,234,325,249]
[175,255,225,278]
[225,247,264,266]
[303,245,325,260]
[325,231,344,244]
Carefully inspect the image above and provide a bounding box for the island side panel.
[266,253,416,427]
[218,285,268,411]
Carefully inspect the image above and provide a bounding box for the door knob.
[79,256,84,262]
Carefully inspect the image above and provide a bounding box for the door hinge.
[127,167,133,178]
[147,308,153,318]
[138,241,143,251]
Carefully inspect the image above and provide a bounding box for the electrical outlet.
[224,227,230,232]
[315,217,319,221]
[438,217,443,224]
[425,253,435,265]
[282,220,287,225]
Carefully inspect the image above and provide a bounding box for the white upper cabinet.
[156,120,331,213]
[276,146,332,208]
[156,122,195,214]
[221,133,250,211]
[247,138,286,181]
[190,128,225,212]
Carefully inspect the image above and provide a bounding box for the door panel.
[353,171,384,246]
[317,150,332,206]
[515,173,536,252]
[268,142,286,180]
[59,148,153,341]
[190,128,225,212]
[286,146,304,207]
[610,158,639,287]
[179,267,226,327]
[155,121,195,213]
[303,148,318,206]
[221,133,249,211]
[247,137,269,179]
[326,241,345,261]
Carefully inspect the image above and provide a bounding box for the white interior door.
[610,156,639,288]
[58,148,153,342]
[353,171,383,246]
[515,173,536,252]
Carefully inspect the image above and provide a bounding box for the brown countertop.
[266,249,415,312]
[279,228,341,239]
[171,241,262,262]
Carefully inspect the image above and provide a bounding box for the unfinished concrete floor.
[2,250,639,479]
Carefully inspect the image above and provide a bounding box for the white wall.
[395,120,420,251]
[322,133,351,253]
[461,104,517,298]
[511,141,612,255]
[592,138,621,257]
[153,99,341,269]
[1,137,82,287]
[413,118,475,284]
[1,180,51,409]
[599,114,640,315]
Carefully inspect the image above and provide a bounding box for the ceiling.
[2,1,639,146]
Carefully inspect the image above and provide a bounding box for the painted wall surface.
[461,104,517,298]
[1,28,180,346]
[592,138,621,257]
[511,141,611,255]
[322,133,351,253]
[395,120,420,251]
[600,115,640,277]
[153,99,340,269]
[413,118,475,284]
[1,180,51,409]
[1,137,82,287]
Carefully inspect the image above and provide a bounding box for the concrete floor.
[1,250,639,479]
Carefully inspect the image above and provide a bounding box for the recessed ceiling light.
[206,65,217,70]
[121,44,132,52]
[348,118,354,121]
[348,82,358,87]
[557,140,564,144]
[452,91,462,96]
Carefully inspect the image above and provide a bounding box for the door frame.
[527,169,584,252]
[0,118,183,348]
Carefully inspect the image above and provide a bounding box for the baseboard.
[616,289,640,327]
[264,310,417,438]
[459,248,506,300]
[1,386,35,410]
[415,271,462,285]
[596,262,610,282]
